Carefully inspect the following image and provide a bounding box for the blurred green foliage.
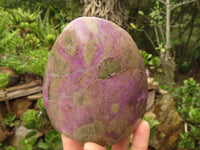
[143,116,160,141]
[0,0,80,76]
[0,6,53,75]
[0,73,11,89]
[140,50,162,75]
[38,129,62,150]
[21,99,50,130]
[127,0,200,75]
[3,146,17,150]
[19,99,62,150]
[171,78,200,149]
[3,113,19,128]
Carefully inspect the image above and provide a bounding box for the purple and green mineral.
[43,17,147,146]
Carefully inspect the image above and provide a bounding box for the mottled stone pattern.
[43,17,147,146]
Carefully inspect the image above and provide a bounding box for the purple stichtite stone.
[43,17,147,146]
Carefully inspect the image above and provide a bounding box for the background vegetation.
[0,0,200,149]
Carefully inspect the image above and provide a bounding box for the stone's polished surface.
[43,17,147,146]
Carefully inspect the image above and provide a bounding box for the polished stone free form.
[43,17,147,146]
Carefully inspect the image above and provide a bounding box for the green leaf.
[150,120,160,130]
[138,10,144,15]
[3,113,18,127]
[178,132,195,148]
[4,146,17,150]
[107,145,112,150]
[188,108,200,123]
[147,54,152,59]
[129,133,133,143]
[26,145,33,150]
[18,135,37,150]
[150,66,155,70]
[25,130,37,138]
[190,125,200,140]
[37,98,47,115]
[149,11,156,18]
[21,109,39,129]
[157,68,162,72]
[0,73,11,89]
[45,129,61,144]
[143,116,153,124]
[13,121,20,127]
[38,142,50,150]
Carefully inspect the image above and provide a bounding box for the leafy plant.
[21,109,40,129]
[35,99,50,130]
[0,142,17,150]
[24,33,40,49]
[3,112,19,128]
[178,132,195,149]
[34,8,59,48]
[3,146,17,150]
[37,98,48,116]
[171,78,200,149]
[140,50,162,75]
[0,7,51,76]
[0,73,11,89]
[18,134,38,150]
[179,61,191,74]
[20,98,62,150]
[26,48,50,76]
[126,116,159,150]
[0,8,11,33]
[21,105,49,131]
[143,116,160,141]
[8,7,40,26]
[21,98,50,131]
[38,129,62,150]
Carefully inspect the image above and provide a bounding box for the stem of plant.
[165,0,171,51]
